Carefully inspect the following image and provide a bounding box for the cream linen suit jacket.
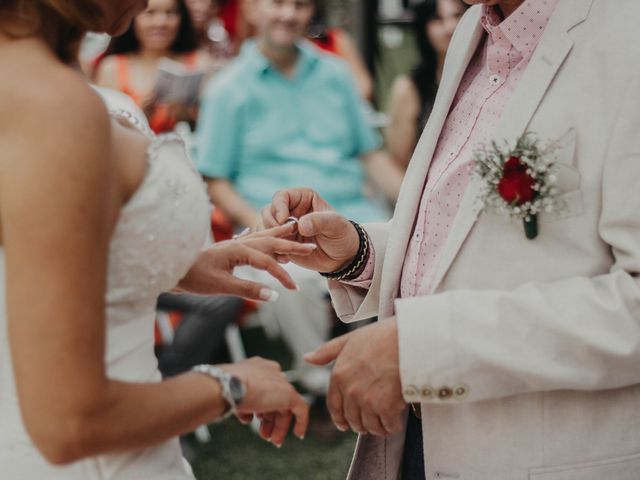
[329,1,640,479]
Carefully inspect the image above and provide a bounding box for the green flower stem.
[523,215,538,240]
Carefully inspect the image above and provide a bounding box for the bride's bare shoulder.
[0,40,109,144]
[0,43,111,174]
[0,39,118,245]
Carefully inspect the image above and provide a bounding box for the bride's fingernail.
[259,288,279,302]
[303,243,318,249]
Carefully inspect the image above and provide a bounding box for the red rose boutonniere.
[474,133,561,239]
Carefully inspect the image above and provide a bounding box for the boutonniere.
[473,132,561,240]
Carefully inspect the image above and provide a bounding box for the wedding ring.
[285,216,299,225]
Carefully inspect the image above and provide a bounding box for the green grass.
[190,325,357,479]
[191,419,357,480]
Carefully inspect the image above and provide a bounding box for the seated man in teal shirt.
[196,0,402,228]
[196,0,403,396]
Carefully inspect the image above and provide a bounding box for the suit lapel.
[378,9,485,316]
[428,0,593,294]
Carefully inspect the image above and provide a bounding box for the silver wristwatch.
[192,365,246,419]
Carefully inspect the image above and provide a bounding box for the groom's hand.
[305,318,406,436]
[261,188,361,273]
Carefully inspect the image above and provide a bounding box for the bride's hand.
[221,358,309,446]
[178,223,317,301]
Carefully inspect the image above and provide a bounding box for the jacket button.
[421,386,435,398]
[404,385,419,398]
[454,385,468,399]
[438,387,453,400]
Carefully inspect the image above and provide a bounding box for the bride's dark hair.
[0,0,105,63]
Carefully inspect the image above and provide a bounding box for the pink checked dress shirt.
[347,0,558,297]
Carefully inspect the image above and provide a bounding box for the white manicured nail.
[259,288,279,302]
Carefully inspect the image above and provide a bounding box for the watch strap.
[192,364,242,420]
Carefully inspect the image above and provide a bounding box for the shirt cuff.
[340,245,375,289]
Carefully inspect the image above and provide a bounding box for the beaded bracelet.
[320,221,370,281]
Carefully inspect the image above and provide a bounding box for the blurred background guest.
[185,0,234,59]
[219,0,257,54]
[306,2,373,102]
[197,0,401,229]
[95,0,213,133]
[386,0,467,170]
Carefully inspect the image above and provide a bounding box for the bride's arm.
[0,76,306,465]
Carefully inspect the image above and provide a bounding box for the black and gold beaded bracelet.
[320,221,370,281]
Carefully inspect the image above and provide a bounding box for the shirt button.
[489,74,502,85]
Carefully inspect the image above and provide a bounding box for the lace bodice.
[0,102,210,479]
[106,125,208,308]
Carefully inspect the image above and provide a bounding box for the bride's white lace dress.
[0,92,211,479]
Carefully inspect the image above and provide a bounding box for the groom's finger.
[380,411,405,435]
[297,211,345,238]
[361,409,387,437]
[326,378,348,432]
[343,396,365,434]
[269,188,315,225]
[304,334,349,366]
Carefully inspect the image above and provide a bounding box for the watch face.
[229,376,246,405]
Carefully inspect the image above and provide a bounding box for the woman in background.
[386,0,467,170]
[95,0,212,132]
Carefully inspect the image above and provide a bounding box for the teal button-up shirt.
[196,40,387,223]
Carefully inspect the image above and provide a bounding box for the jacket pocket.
[529,452,640,479]
[539,187,584,222]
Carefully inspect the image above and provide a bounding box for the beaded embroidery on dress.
[0,94,210,479]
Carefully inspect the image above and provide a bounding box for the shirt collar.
[480,0,559,58]
[241,39,320,77]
